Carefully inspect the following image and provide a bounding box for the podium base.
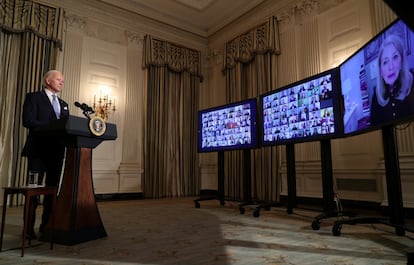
[40,226,107,246]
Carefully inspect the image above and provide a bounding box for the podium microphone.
[74,101,95,118]
[74,101,83,109]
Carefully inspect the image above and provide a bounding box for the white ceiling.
[99,0,266,37]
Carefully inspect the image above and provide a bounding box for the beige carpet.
[0,197,413,264]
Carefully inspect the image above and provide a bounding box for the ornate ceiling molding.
[65,14,86,32]
[294,0,318,16]
[126,31,144,46]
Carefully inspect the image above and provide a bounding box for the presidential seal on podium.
[89,115,106,136]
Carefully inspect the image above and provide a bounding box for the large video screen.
[340,19,414,135]
[260,68,343,146]
[197,98,258,152]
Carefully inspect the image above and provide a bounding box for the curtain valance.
[0,0,63,48]
[143,35,203,82]
[223,16,281,70]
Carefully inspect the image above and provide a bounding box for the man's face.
[46,72,64,93]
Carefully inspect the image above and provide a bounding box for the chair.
[0,186,56,257]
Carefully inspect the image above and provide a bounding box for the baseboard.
[95,193,143,201]
[199,189,219,197]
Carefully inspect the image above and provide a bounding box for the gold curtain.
[223,16,281,202]
[142,35,201,198]
[0,0,63,192]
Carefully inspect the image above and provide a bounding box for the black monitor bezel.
[197,98,259,153]
[259,68,343,146]
[339,18,414,137]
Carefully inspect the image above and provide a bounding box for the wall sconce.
[93,93,116,120]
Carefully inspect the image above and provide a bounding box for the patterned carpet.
[0,197,413,264]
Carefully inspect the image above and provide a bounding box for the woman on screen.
[371,34,414,126]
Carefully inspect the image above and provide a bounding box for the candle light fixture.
[93,91,116,121]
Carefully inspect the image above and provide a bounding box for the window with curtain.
[222,16,282,203]
[0,0,63,191]
[142,35,202,198]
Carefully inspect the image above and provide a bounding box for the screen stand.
[285,143,297,214]
[258,144,297,215]
[331,125,414,237]
[238,149,272,216]
[311,139,356,230]
[194,151,225,208]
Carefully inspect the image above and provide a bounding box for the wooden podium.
[36,115,117,245]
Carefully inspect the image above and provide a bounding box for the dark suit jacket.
[22,90,70,158]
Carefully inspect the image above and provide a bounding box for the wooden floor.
[1,197,413,265]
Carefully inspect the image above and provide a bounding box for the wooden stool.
[0,186,57,257]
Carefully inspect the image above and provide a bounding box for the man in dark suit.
[22,70,69,238]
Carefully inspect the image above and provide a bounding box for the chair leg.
[0,191,9,252]
[21,194,31,257]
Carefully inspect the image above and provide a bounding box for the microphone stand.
[82,110,95,120]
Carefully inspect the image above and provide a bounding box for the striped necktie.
[52,94,60,119]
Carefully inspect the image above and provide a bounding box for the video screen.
[197,98,258,152]
[260,68,343,146]
[340,19,414,135]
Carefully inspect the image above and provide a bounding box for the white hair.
[43,70,62,86]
